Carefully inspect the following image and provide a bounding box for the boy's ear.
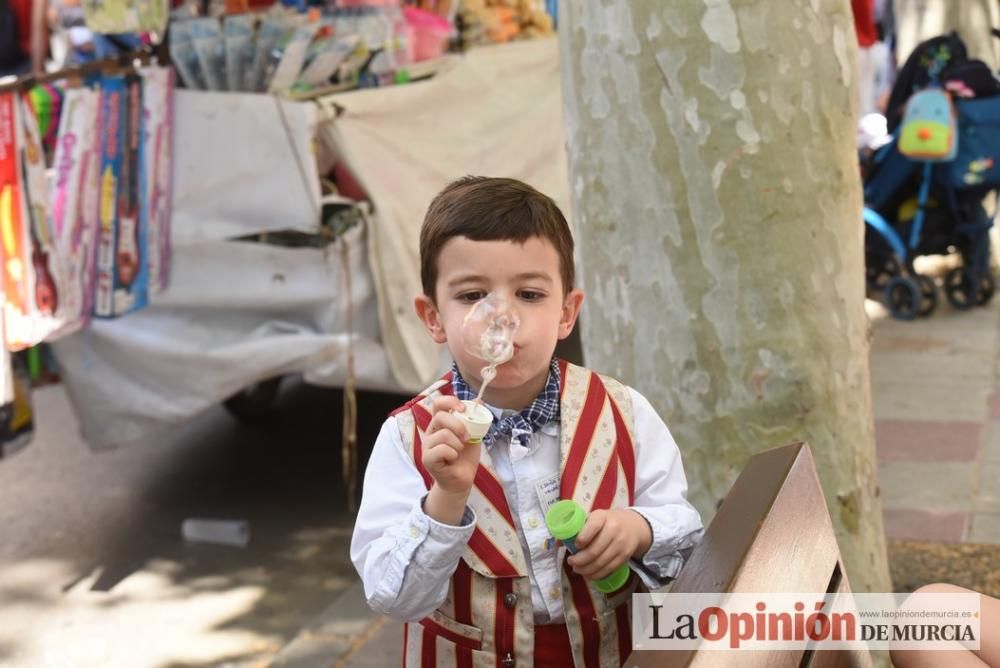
[558,289,584,340]
[414,294,448,344]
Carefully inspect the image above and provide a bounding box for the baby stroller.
[864,32,1000,320]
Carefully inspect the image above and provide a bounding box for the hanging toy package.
[0,93,68,349]
[94,75,126,318]
[224,14,257,92]
[0,94,33,349]
[140,66,174,296]
[111,74,149,316]
[269,22,322,94]
[49,87,101,337]
[19,91,68,335]
[249,18,286,93]
[169,20,207,90]
[24,84,64,163]
[189,17,227,92]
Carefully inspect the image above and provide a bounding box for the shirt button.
[504,593,518,609]
[410,527,419,538]
[528,517,539,529]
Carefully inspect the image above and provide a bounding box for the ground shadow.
[0,380,406,667]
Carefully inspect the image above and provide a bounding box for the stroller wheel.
[867,257,901,291]
[978,272,996,306]
[944,267,993,310]
[915,275,937,317]
[884,276,921,321]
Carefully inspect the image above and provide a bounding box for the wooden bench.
[626,442,874,667]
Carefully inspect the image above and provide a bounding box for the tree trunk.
[558,0,891,593]
[895,0,1000,69]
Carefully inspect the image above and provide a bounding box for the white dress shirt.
[350,387,704,624]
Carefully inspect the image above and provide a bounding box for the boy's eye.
[518,290,546,302]
[457,291,488,304]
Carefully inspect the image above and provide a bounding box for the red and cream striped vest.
[392,359,640,668]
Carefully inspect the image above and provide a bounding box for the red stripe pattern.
[474,467,516,527]
[565,561,602,668]
[402,621,408,668]
[468,529,521,578]
[412,424,433,489]
[592,447,620,511]
[610,401,636,504]
[494,579,516,668]
[452,562,475,668]
[418,618,482,651]
[615,601,633,665]
[557,358,569,399]
[420,627,436,666]
[559,373,607,502]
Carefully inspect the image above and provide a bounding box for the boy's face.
[415,236,583,401]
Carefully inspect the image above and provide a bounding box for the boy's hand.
[422,396,481,493]
[567,509,653,581]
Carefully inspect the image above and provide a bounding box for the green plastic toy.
[545,499,630,594]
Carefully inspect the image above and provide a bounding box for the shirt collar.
[450,359,562,449]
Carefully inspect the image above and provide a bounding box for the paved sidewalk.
[868,275,1000,544]
[273,281,1000,667]
[271,581,401,668]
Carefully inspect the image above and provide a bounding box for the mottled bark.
[895,0,1000,69]
[559,0,891,593]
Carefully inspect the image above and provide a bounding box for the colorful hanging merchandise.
[23,84,65,163]
[82,0,169,35]
[49,87,102,337]
[89,66,174,318]
[140,66,174,296]
[94,73,150,317]
[0,93,70,351]
[1,65,174,351]
[0,350,34,460]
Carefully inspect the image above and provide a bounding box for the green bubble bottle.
[545,499,630,594]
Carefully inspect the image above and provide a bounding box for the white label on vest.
[534,473,561,516]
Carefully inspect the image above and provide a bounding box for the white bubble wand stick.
[454,293,520,443]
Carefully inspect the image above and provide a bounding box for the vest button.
[503,592,518,609]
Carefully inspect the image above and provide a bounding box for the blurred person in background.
[48,0,143,67]
[1,0,45,77]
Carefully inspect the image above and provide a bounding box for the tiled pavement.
[868,276,1000,545]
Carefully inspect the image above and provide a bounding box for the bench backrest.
[626,442,873,667]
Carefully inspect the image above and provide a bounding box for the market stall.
[51,36,568,449]
[1,1,570,454]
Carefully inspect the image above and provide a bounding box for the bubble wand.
[453,293,520,443]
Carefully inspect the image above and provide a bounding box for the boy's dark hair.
[420,176,575,301]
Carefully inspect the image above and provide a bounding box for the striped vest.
[393,360,640,668]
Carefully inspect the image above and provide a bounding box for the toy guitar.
[20,142,58,316]
[115,76,142,289]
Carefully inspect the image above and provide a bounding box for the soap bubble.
[461,293,520,366]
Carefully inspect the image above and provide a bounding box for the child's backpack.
[938,96,1000,190]
[886,32,968,132]
[898,88,958,162]
[0,0,27,70]
[942,60,1000,100]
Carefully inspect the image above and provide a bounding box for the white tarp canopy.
[53,38,570,450]
[318,37,570,391]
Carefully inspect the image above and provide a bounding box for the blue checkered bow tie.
[451,359,561,448]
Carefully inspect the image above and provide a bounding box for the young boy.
[350,177,703,668]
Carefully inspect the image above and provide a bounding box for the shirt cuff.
[367,497,477,615]
[629,507,704,586]
[412,494,477,569]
